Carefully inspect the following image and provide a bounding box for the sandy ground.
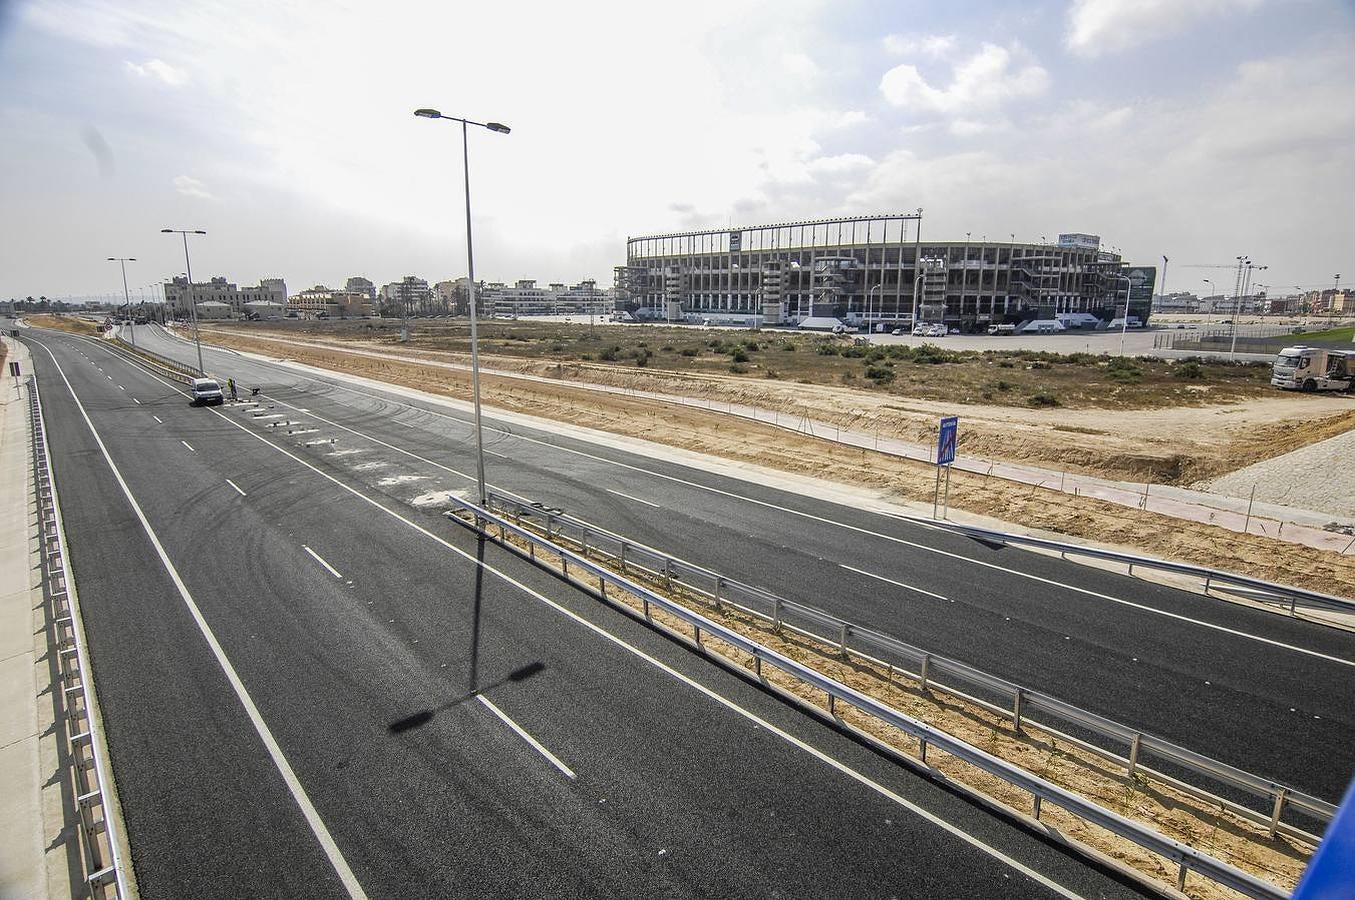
[190,328,1355,595]
[203,326,1355,486]
[1200,427,1355,518]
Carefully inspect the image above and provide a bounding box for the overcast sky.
[1,0,1351,303]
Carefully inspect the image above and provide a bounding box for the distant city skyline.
[1,0,1351,301]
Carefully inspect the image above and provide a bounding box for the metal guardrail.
[917,518,1354,617]
[105,335,200,383]
[28,375,130,899]
[477,491,1335,844]
[448,494,1292,900]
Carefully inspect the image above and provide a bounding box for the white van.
[189,377,224,406]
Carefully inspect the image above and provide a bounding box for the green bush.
[1028,391,1060,408]
[660,344,676,352]
[995,379,1012,391]
[864,364,896,384]
[730,348,750,363]
[816,343,841,356]
[679,347,700,357]
[781,343,797,352]
[1174,361,1204,379]
[598,345,622,361]
[729,362,750,374]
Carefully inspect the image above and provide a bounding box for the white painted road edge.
[605,488,660,509]
[303,545,344,579]
[476,696,577,780]
[34,338,370,900]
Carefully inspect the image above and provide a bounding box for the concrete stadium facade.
[619,214,1153,331]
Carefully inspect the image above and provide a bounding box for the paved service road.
[23,325,1160,898]
[119,323,1355,805]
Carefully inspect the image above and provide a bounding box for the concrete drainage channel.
[447,491,1317,900]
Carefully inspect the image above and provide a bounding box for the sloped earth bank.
[202,326,1355,487]
[198,330,1355,596]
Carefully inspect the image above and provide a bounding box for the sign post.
[934,415,958,518]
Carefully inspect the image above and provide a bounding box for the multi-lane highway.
[18,323,1170,898]
[126,323,1355,800]
[17,321,1355,897]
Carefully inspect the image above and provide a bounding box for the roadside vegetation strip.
[450,504,1312,900]
[213,319,1276,410]
[26,313,102,336]
[184,327,1355,596]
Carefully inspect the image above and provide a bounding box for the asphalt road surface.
[125,322,1355,801]
[16,321,1353,897]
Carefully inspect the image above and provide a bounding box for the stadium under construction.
[616,213,1156,332]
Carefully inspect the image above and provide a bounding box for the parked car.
[189,377,224,406]
[890,327,904,335]
[927,324,947,337]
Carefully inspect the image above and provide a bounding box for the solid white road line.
[303,545,343,579]
[484,449,510,459]
[226,479,247,497]
[133,397,140,404]
[118,385,125,391]
[476,696,576,780]
[606,488,660,509]
[181,440,196,453]
[34,339,370,900]
[839,564,948,601]
[110,365,1087,898]
[152,415,163,424]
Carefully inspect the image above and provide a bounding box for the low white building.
[195,300,233,320]
[480,279,609,318]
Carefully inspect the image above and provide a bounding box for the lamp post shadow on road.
[414,108,509,507]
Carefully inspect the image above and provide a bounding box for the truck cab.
[1271,346,1355,392]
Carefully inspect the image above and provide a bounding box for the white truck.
[1271,346,1355,392]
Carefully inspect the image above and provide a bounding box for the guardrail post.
[714,576,723,610]
[1176,862,1188,892]
[545,513,554,541]
[619,542,629,574]
[1288,594,1297,617]
[838,622,849,658]
[664,558,673,591]
[772,598,783,632]
[580,531,589,559]
[919,737,928,764]
[1032,794,1042,820]
[1012,688,1025,732]
[1128,733,1142,777]
[1268,789,1287,838]
[919,654,931,693]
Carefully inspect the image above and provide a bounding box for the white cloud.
[806,153,874,174]
[1065,0,1264,58]
[882,33,956,58]
[124,58,188,86]
[880,43,1049,115]
[825,109,870,129]
[173,175,212,199]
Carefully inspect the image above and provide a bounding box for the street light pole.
[867,283,883,333]
[107,257,137,347]
[1115,274,1133,357]
[161,229,207,373]
[415,108,510,506]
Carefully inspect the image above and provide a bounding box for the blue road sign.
[1294,775,1355,898]
[937,416,958,466]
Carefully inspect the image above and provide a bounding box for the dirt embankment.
[206,325,1355,487]
[27,314,102,336]
[200,329,1355,595]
